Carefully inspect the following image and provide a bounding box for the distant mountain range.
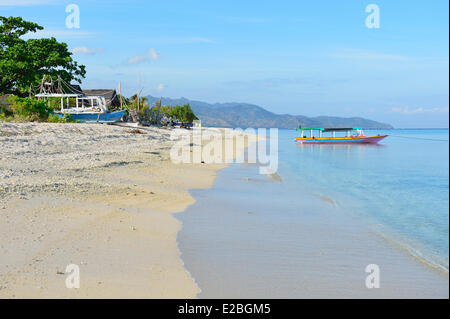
[146,95,393,129]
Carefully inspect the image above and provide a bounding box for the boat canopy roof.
[36,93,83,98]
[297,127,362,132]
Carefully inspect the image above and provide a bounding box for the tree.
[0,16,86,96]
[128,94,149,112]
[181,104,198,123]
[159,105,173,117]
[169,104,198,123]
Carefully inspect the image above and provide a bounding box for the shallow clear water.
[282,129,449,271]
[178,129,449,298]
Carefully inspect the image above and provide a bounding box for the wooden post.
[156,97,162,125]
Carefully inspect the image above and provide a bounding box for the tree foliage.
[159,104,198,123]
[0,95,76,122]
[128,94,149,110]
[1,95,51,121]
[0,16,86,96]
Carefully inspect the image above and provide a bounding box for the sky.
[1,0,449,128]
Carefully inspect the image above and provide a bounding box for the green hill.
[147,95,393,129]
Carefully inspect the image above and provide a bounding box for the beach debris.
[242,177,267,183]
[56,270,65,275]
[316,194,337,207]
[131,226,136,231]
[126,128,146,134]
[128,109,140,123]
[19,193,29,200]
[265,173,282,182]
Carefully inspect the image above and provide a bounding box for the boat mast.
[118,81,123,110]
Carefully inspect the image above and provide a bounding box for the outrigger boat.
[35,75,125,123]
[35,93,126,123]
[295,127,388,144]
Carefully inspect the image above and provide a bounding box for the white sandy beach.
[0,122,250,298]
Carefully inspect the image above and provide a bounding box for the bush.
[164,104,198,123]
[6,96,52,121]
[47,113,76,123]
[60,113,76,123]
[0,96,76,123]
[0,98,14,118]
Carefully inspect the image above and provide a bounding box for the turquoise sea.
[178,129,449,298]
[283,129,449,271]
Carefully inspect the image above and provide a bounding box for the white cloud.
[156,84,165,92]
[149,48,160,60]
[331,49,408,61]
[391,106,449,114]
[72,46,104,55]
[127,48,161,65]
[0,0,57,5]
[24,29,95,39]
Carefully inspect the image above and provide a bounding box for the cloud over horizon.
[72,46,104,55]
[24,29,95,40]
[391,106,449,115]
[0,0,57,5]
[127,48,161,65]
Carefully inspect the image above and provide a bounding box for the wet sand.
[178,162,449,298]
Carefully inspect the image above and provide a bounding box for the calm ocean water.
[178,129,449,298]
[282,129,449,271]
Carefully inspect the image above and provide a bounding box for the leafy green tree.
[169,104,198,123]
[111,94,129,111]
[127,94,150,120]
[0,16,86,96]
[128,94,149,110]
[182,104,198,123]
[159,105,173,117]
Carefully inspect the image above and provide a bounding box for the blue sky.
[1,0,448,127]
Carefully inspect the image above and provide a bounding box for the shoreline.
[177,158,448,298]
[0,122,248,298]
[1,123,447,298]
[373,224,449,278]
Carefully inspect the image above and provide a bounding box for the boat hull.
[55,110,126,123]
[295,135,388,144]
